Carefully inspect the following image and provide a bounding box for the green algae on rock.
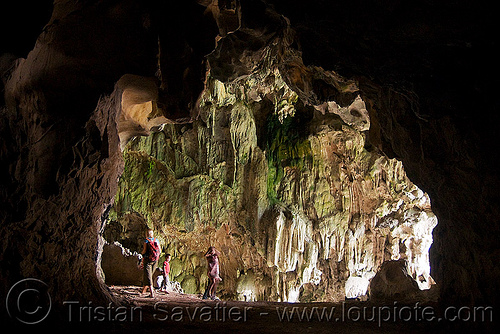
[105,37,437,303]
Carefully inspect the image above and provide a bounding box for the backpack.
[146,238,160,262]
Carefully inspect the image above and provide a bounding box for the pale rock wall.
[106,44,438,302]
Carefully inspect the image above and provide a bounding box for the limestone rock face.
[368,259,421,302]
[101,242,143,286]
[0,0,216,306]
[108,34,437,301]
[103,212,149,252]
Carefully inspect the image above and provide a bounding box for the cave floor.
[82,285,449,334]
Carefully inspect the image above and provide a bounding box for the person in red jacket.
[161,253,171,293]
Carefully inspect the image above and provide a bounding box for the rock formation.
[107,46,438,302]
[101,242,143,286]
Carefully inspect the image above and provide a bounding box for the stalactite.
[103,17,438,302]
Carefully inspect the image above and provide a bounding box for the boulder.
[101,242,143,286]
[368,259,420,302]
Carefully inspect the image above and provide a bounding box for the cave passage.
[2,0,498,332]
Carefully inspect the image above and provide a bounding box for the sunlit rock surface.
[106,40,437,301]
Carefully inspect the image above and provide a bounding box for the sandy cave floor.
[80,285,451,334]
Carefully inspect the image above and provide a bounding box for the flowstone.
[105,45,437,301]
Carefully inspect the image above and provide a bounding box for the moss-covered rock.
[181,275,198,294]
[105,39,437,302]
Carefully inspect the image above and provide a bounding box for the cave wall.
[264,0,500,307]
[0,0,499,316]
[108,49,437,302]
[0,0,216,307]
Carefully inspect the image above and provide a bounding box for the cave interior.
[0,0,499,332]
